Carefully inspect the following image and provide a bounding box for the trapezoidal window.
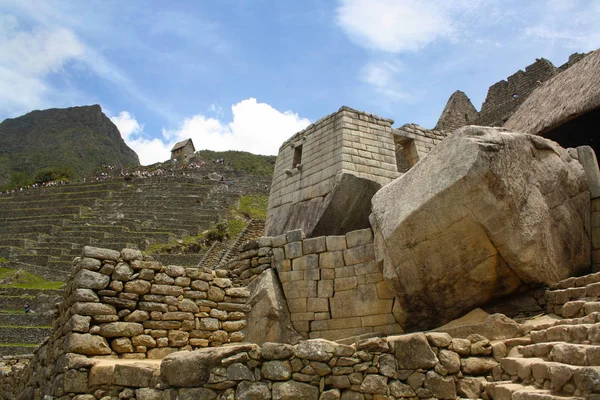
[293,145,303,168]
[393,136,418,173]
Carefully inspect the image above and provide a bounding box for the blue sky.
[1,0,599,164]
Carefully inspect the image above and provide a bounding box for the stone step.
[500,357,600,395]
[4,260,71,281]
[486,382,585,400]
[550,272,600,290]
[558,300,600,318]
[0,205,84,218]
[0,313,52,326]
[0,238,36,249]
[530,321,600,346]
[518,342,600,366]
[0,326,51,344]
[0,197,98,211]
[24,247,70,257]
[0,345,41,357]
[0,225,58,235]
[546,282,600,307]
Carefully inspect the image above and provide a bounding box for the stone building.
[265,106,400,238]
[170,138,195,160]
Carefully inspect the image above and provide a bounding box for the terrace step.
[486,382,585,400]
[0,345,41,357]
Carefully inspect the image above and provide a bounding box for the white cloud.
[524,1,600,50]
[110,111,143,141]
[0,14,85,116]
[336,0,464,53]
[116,98,310,166]
[360,60,408,100]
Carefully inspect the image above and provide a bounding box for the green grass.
[0,310,25,314]
[237,194,269,220]
[228,219,247,238]
[0,267,64,290]
[0,343,39,347]
[0,257,8,264]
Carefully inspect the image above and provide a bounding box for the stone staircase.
[486,272,600,399]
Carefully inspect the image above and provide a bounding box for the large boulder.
[371,126,591,330]
[243,269,302,345]
[266,173,381,237]
[160,343,259,387]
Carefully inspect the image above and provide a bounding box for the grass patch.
[237,194,268,220]
[0,257,8,264]
[0,343,39,347]
[228,219,247,238]
[0,268,64,290]
[0,310,25,314]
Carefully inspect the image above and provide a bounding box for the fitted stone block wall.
[393,124,448,171]
[256,228,403,340]
[266,106,400,236]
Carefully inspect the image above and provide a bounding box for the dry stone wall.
[1,332,512,399]
[62,247,250,359]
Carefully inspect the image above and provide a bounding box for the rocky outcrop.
[267,173,381,238]
[0,105,139,188]
[243,269,302,345]
[371,126,591,330]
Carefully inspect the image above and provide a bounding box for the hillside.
[0,105,139,191]
[194,150,276,177]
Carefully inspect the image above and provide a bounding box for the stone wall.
[393,124,448,172]
[59,246,250,360]
[265,106,399,237]
[475,58,565,127]
[223,228,403,341]
[1,332,511,399]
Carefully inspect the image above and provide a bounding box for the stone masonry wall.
[266,106,399,232]
[393,124,449,171]
[224,228,403,341]
[61,247,250,359]
[475,58,559,127]
[1,332,511,399]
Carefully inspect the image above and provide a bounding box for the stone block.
[330,285,393,318]
[354,260,380,276]
[320,251,345,269]
[73,269,110,290]
[343,244,375,266]
[327,317,362,329]
[82,246,120,261]
[335,265,355,278]
[361,314,396,327]
[346,228,373,248]
[318,280,334,298]
[307,298,329,312]
[284,242,303,259]
[292,254,319,270]
[335,276,358,291]
[291,312,315,321]
[282,280,317,299]
[151,285,183,296]
[326,236,347,251]
[304,236,327,254]
[287,298,307,313]
[287,229,305,242]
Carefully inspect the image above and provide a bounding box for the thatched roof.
[171,138,194,152]
[505,49,599,135]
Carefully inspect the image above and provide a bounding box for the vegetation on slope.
[144,194,269,255]
[0,105,139,191]
[0,268,64,290]
[195,150,276,177]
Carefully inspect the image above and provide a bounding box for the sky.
[1,0,599,165]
